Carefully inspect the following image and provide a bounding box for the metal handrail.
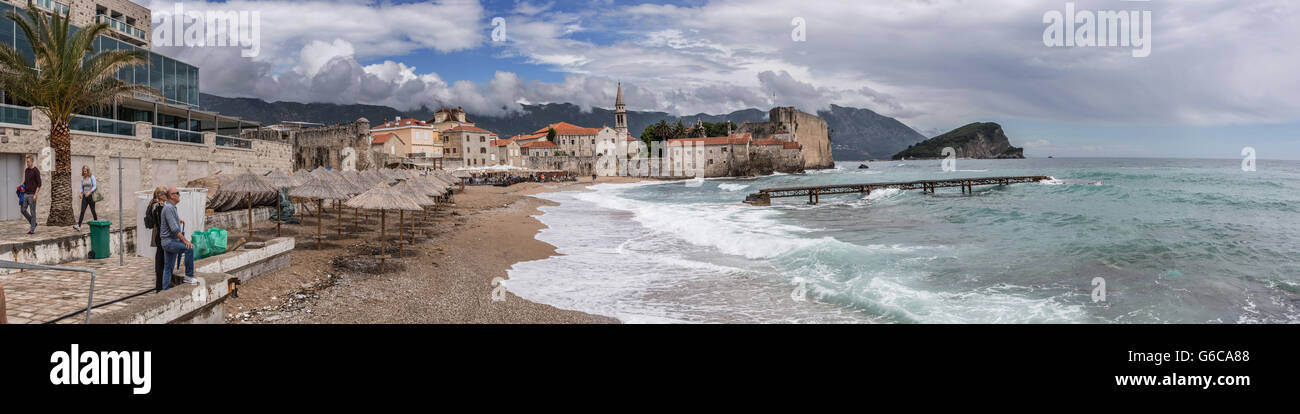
[0,260,96,324]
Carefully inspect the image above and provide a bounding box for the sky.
[144,0,1300,159]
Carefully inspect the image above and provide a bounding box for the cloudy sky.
[147,0,1300,159]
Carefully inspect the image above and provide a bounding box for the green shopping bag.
[208,228,228,255]
[191,231,212,260]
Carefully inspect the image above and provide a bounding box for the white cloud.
[147,0,1300,133]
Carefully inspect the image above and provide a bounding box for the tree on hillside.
[546,127,557,141]
[0,3,152,226]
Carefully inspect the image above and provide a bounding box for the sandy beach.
[223,177,649,324]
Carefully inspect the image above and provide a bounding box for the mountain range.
[199,93,929,160]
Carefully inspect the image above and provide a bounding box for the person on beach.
[159,187,196,289]
[74,166,98,231]
[143,186,168,292]
[19,155,40,235]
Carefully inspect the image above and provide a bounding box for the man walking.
[159,187,197,290]
[20,155,40,235]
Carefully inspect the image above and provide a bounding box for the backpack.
[144,202,159,229]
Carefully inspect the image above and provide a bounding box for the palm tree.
[0,2,152,226]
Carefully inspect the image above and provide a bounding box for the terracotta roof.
[782,142,801,149]
[448,125,496,135]
[372,133,398,145]
[373,118,431,130]
[521,141,557,148]
[533,122,599,136]
[491,137,517,147]
[750,139,786,146]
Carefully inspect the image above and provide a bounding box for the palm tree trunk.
[46,121,75,226]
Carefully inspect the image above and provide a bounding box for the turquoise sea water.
[506,158,1300,323]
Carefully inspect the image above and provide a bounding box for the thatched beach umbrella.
[392,180,437,244]
[345,182,422,272]
[225,170,278,243]
[290,175,348,250]
[264,171,298,237]
[331,171,369,232]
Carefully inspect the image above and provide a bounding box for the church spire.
[615,82,628,136]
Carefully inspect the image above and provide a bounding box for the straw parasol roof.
[392,181,437,207]
[346,182,422,212]
[225,170,278,195]
[330,170,367,195]
[264,170,298,189]
[290,174,349,200]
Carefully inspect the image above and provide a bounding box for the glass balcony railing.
[95,15,145,40]
[215,135,252,149]
[0,103,32,126]
[152,125,204,144]
[35,0,69,16]
[70,114,135,136]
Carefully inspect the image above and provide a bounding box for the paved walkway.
[1,255,156,324]
[0,218,91,247]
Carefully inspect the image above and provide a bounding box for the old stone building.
[653,134,803,178]
[737,107,833,169]
[240,119,373,172]
[370,117,440,157]
[446,125,498,167]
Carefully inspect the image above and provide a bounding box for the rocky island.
[891,122,1025,160]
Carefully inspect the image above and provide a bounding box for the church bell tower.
[615,82,628,136]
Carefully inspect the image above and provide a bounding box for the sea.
[505,158,1300,323]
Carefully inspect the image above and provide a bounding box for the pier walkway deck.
[743,176,1053,205]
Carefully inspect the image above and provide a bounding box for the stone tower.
[615,82,627,136]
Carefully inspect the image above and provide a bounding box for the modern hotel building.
[0,0,290,221]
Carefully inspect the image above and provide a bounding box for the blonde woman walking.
[74,165,99,231]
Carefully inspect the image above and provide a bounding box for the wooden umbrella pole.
[379,210,386,273]
[248,193,255,243]
[397,210,403,258]
[336,200,342,240]
[316,199,322,250]
[410,208,416,244]
[276,190,282,237]
[353,208,359,233]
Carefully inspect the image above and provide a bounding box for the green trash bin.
[88,220,112,259]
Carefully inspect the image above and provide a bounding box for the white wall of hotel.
[0,105,292,222]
